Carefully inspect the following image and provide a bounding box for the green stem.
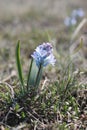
[35,63,43,88]
[27,58,33,90]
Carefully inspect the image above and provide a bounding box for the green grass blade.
[73,38,83,54]
[16,40,24,93]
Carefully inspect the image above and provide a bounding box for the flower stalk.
[35,63,43,87]
[27,58,33,90]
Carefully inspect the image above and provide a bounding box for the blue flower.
[72,8,84,18]
[64,16,77,26]
[72,9,78,17]
[31,43,56,67]
[71,17,77,25]
[64,8,85,27]
[77,8,84,17]
[64,17,71,26]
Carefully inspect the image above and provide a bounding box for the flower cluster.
[31,43,56,67]
[72,8,84,18]
[64,16,77,26]
[64,8,85,27]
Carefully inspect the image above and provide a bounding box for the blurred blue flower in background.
[64,8,85,27]
[71,9,78,17]
[31,43,56,67]
[71,17,77,25]
[64,16,71,26]
[77,8,85,17]
[72,8,84,18]
[64,16,77,26]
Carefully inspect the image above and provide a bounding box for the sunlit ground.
[0,0,87,129]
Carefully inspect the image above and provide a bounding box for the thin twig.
[0,81,14,99]
[41,77,49,90]
[12,124,26,130]
[27,111,46,128]
[3,110,12,123]
[0,122,11,129]
[2,71,16,83]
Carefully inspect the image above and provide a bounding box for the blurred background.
[0,0,87,79]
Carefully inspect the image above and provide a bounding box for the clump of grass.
[0,35,87,130]
[1,58,86,129]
